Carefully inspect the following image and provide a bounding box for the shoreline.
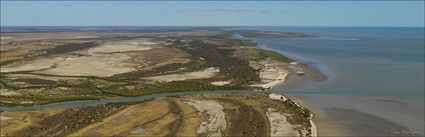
[249,49,325,90]
[285,95,318,137]
[249,42,327,90]
[309,112,318,137]
[256,44,330,81]
[269,93,318,136]
[254,41,423,136]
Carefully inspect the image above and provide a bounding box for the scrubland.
[1,28,315,105]
[0,94,314,137]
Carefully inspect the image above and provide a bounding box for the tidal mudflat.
[248,27,424,136]
[288,94,424,136]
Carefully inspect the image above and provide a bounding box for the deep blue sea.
[242,27,424,100]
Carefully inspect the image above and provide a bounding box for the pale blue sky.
[1,1,424,26]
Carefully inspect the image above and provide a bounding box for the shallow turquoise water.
[245,27,424,100]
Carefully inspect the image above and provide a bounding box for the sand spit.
[269,93,288,101]
[145,67,220,82]
[266,108,299,136]
[186,99,226,137]
[210,80,231,86]
[251,60,289,89]
[269,93,317,136]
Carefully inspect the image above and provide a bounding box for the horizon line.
[1,25,424,28]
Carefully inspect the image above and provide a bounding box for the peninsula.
[0,27,318,106]
[0,27,320,137]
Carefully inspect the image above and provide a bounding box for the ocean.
[243,27,424,100]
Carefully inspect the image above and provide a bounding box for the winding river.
[0,90,263,112]
[1,33,302,112]
[3,27,423,113]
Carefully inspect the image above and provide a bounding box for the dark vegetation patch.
[100,79,251,96]
[165,100,184,137]
[179,39,260,84]
[40,42,98,55]
[0,89,110,106]
[0,41,97,66]
[261,98,312,135]
[115,38,260,85]
[260,97,311,127]
[216,98,269,137]
[0,59,21,66]
[231,40,257,47]
[107,37,261,97]
[12,78,57,85]
[210,94,312,136]
[12,104,127,137]
[0,81,113,106]
[114,59,205,79]
[282,100,311,126]
[257,49,293,63]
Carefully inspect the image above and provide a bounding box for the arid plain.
[1,27,319,136]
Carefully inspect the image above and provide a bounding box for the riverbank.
[0,28,315,106]
[1,93,314,136]
[286,93,424,136]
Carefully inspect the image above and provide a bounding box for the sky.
[1,1,424,27]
